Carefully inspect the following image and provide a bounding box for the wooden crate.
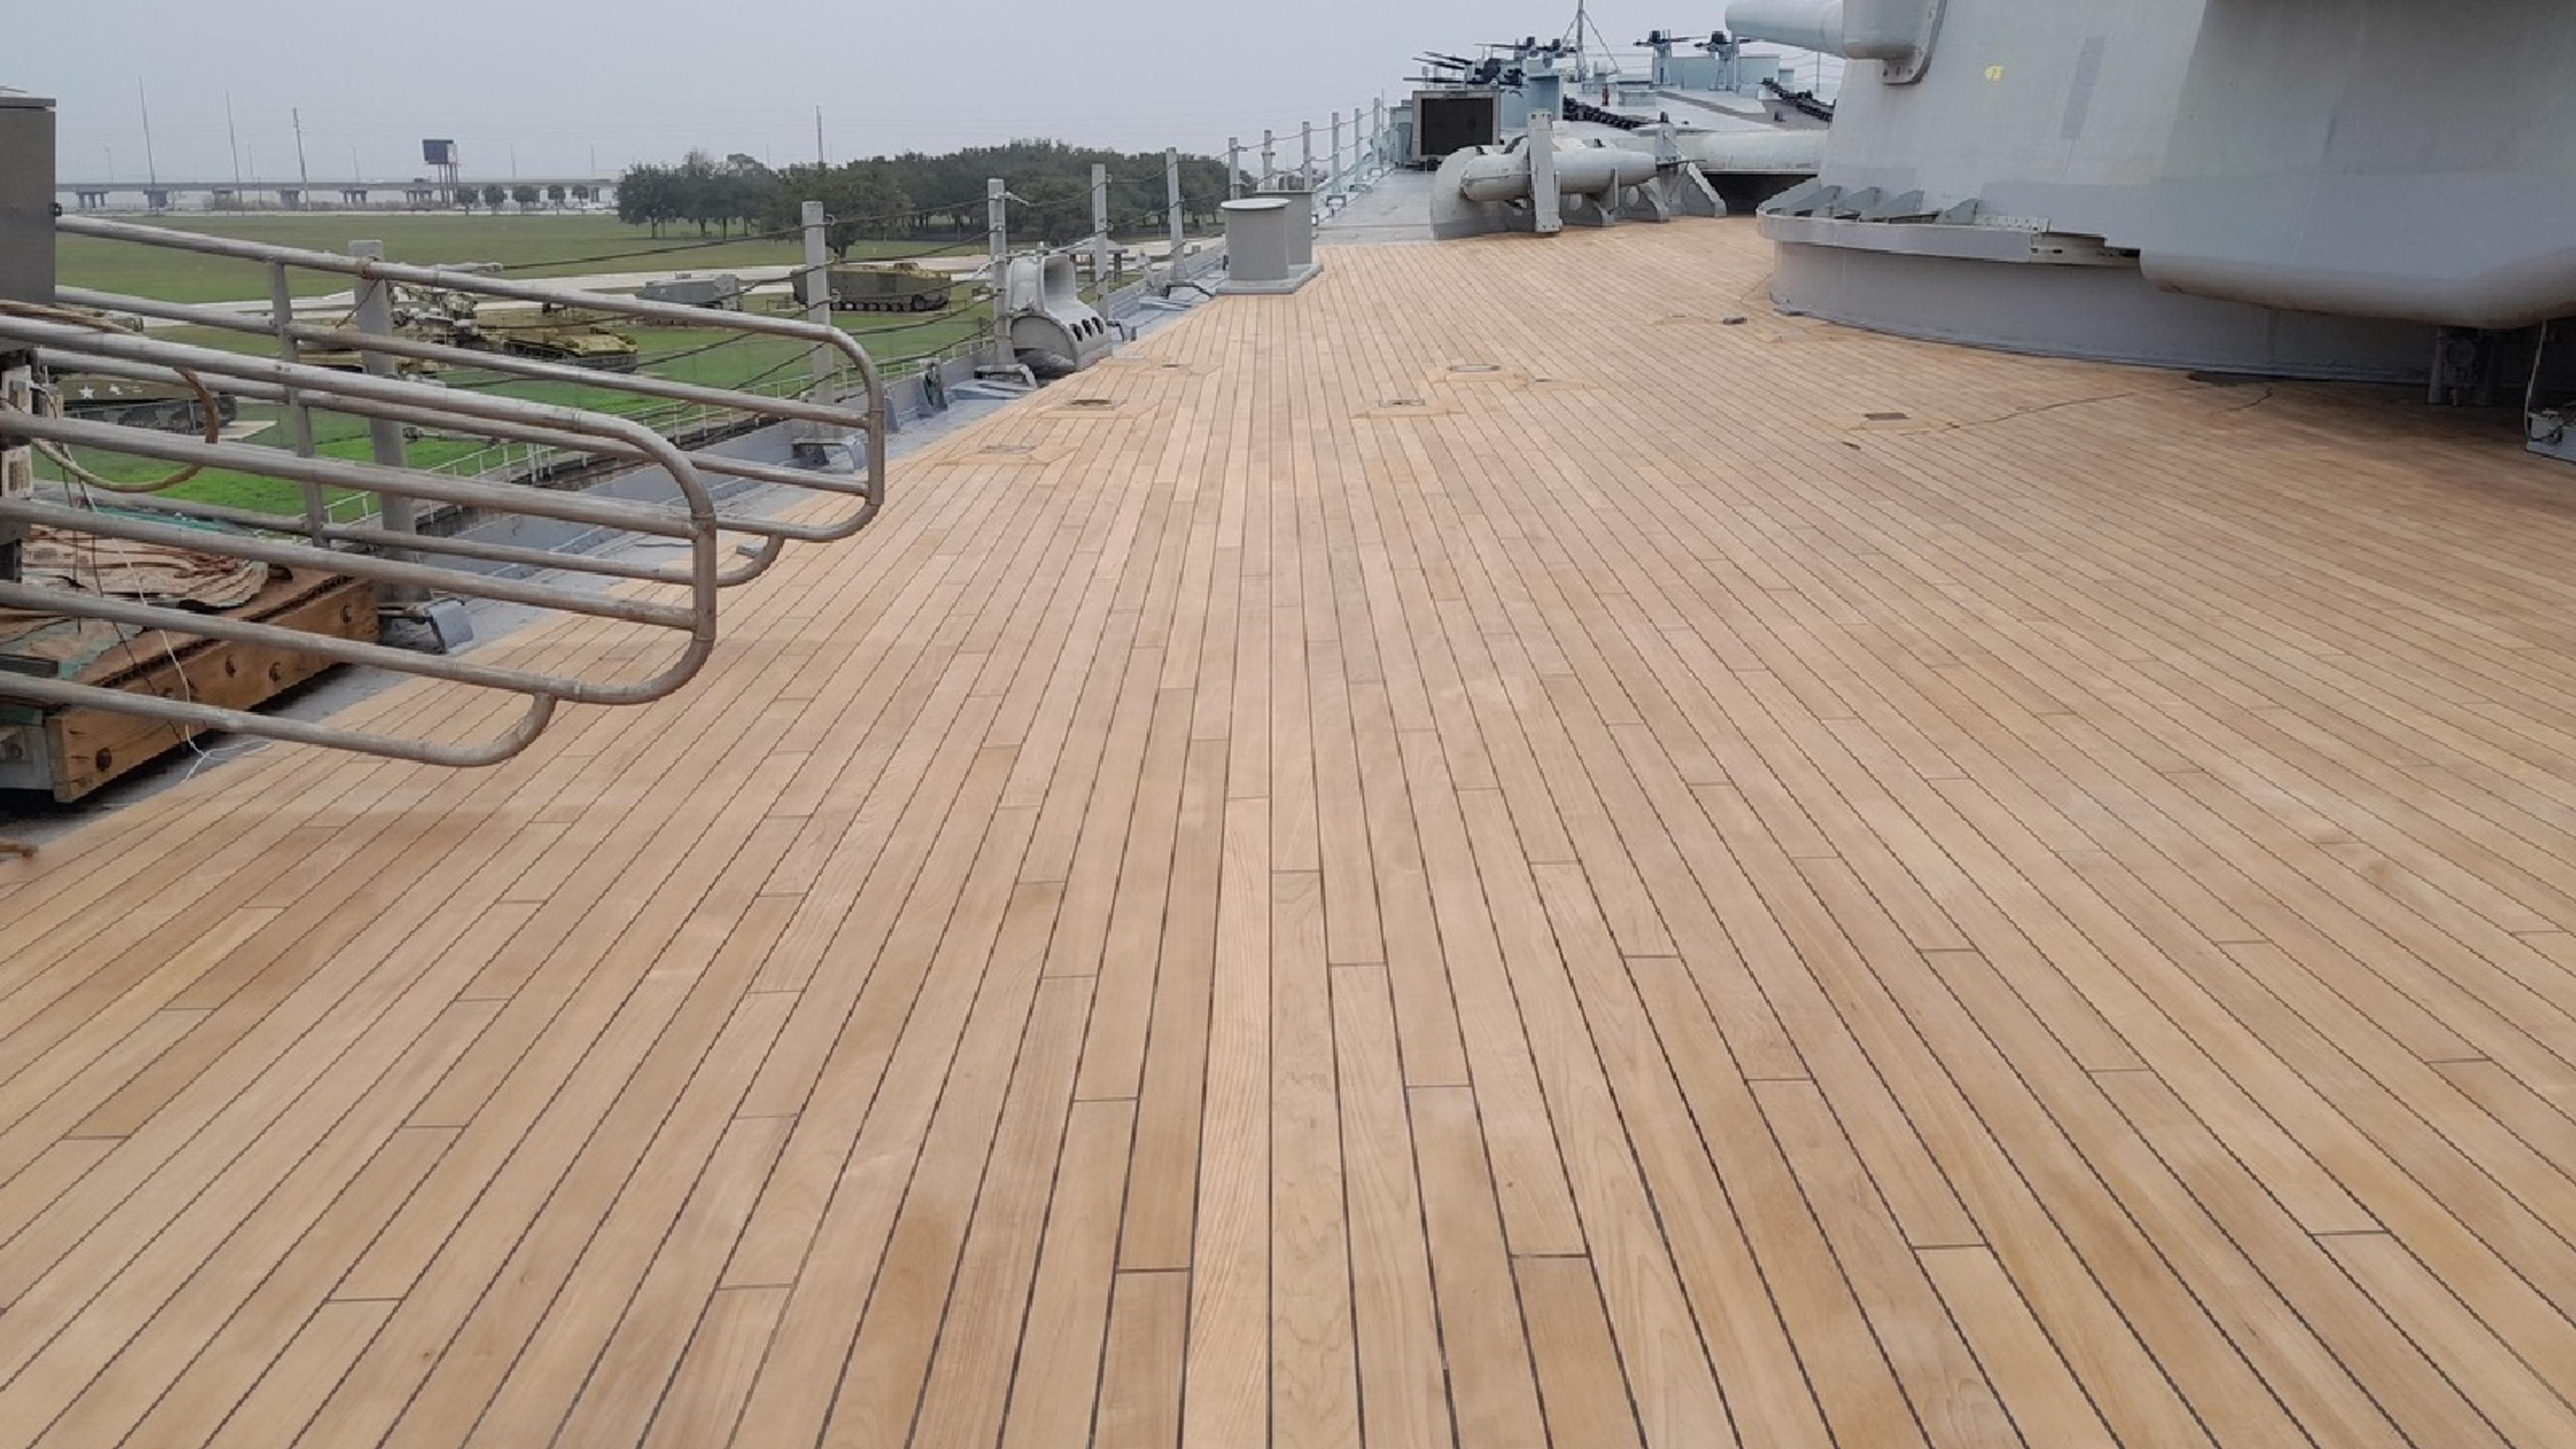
[20,574,378,801]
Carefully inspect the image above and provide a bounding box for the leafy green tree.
[670,150,775,236]
[617,139,1229,248]
[480,183,506,209]
[545,182,568,206]
[511,183,541,209]
[1011,176,1092,246]
[616,164,680,235]
[763,164,915,257]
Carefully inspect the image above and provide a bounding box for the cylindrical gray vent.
[1218,197,1322,294]
[1224,198,1292,282]
[1277,190,1316,271]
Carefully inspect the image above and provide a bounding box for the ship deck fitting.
[10,220,2576,1448]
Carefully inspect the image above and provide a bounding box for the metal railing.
[0,209,890,770]
[1228,100,1402,211]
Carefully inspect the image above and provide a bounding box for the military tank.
[294,343,443,379]
[637,273,745,310]
[305,286,636,374]
[496,319,641,372]
[53,375,239,433]
[823,262,954,313]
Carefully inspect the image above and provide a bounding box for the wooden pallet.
[7,572,377,800]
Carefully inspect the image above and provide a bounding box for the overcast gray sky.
[13,1,1830,182]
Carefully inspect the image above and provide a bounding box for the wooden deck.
[9,219,2576,1449]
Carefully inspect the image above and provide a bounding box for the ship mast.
[1561,1,1621,80]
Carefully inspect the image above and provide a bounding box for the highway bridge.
[54,176,619,209]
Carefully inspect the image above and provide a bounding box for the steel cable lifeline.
[484,191,1001,275]
[490,223,806,274]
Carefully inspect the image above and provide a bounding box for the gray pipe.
[47,348,865,553]
[1674,129,1830,176]
[0,671,555,769]
[1454,143,1661,205]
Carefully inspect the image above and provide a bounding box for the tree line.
[615,140,1239,253]
[463,182,576,210]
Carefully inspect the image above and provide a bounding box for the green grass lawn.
[59,211,981,305]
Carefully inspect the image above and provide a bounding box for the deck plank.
[9,219,2576,1447]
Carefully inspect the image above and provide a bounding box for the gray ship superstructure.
[1408,19,1835,239]
[1731,0,2576,402]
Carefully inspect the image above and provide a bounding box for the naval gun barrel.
[1725,0,1845,56]
[1727,0,1935,72]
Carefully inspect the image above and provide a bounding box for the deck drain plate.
[941,439,1071,468]
[1358,394,1456,419]
[1044,394,1149,417]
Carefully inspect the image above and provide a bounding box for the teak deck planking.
[7,219,2576,1448]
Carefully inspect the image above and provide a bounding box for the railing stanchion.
[802,199,835,394]
[987,178,1010,366]
[1166,148,1186,285]
[348,238,416,597]
[1330,111,1344,205]
[265,258,327,545]
[1091,162,1112,294]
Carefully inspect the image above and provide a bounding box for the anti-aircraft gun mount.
[1429,107,1825,239]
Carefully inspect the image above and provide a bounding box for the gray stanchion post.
[349,239,415,596]
[987,178,1010,363]
[1300,121,1313,192]
[1529,112,1562,235]
[1165,148,1186,284]
[1091,162,1111,289]
[1373,98,1387,172]
[1260,129,1275,190]
[1330,111,1344,202]
[266,258,325,542]
[1228,138,1242,198]
[801,199,832,392]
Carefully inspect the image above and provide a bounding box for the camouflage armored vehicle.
[823,262,953,313]
[302,283,471,375]
[54,375,239,433]
[637,274,745,310]
[305,286,635,374]
[291,342,443,378]
[497,321,641,372]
